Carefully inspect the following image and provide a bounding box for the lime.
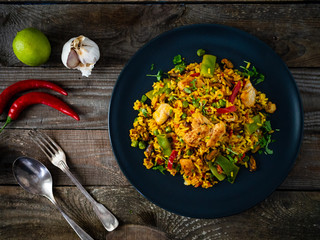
[12,27,51,66]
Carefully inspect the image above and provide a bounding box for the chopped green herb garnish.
[150,63,155,71]
[173,54,182,64]
[240,61,265,85]
[141,108,149,117]
[175,63,186,73]
[184,88,192,94]
[259,134,273,155]
[173,54,186,73]
[226,147,239,155]
[190,79,197,90]
[152,165,166,175]
[263,120,272,132]
[141,95,147,103]
[146,70,165,81]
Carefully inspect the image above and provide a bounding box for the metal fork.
[28,129,119,232]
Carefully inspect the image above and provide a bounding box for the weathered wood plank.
[0,186,319,240]
[0,67,319,131]
[0,0,311,3]
[1,4,320,67]
[0,129,319,190]
[0,129,128,186]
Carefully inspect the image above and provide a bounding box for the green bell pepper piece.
[208,161,226,181]
[145,90,155,100]
[157,134,172,157]
[215,155,239,184]
[245,115,262,134]
[200,54,217,78]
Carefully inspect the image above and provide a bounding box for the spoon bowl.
[12,156,94,240]
[13,156,53,199]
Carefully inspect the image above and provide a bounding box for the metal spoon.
[12,156,94,240]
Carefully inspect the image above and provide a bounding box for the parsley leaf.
[146,70,164,81]
[173,54,186,73]
[152,165,166,175]
[263,121,272,132]
[173,54,182,64]
[240,61,265,85]
[141,108,150,117]
[175,63,186,73]
[190,79,197,90]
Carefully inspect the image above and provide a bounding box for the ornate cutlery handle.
[59,161,119,231]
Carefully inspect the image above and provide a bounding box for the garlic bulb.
[61,35,100,77]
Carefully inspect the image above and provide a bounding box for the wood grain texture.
[1,2,319,239]
[0,67,319,131]
[0,0,311,3]
[0,129,319,190]
[1,4,320,67]
[1,186,319,240]
[0,129,128,186]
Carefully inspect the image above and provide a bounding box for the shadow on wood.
[105,224,169,240]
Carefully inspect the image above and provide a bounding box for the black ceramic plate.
[109,24,303,218]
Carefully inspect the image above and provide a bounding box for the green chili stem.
[0,116,12,133]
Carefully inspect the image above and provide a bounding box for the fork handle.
[59,161,119,232]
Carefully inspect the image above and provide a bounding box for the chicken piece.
[183,130,206,147]
[191,112,211,128]
[183,113,210,147]
[206,122,226,147]
[183,112,226,147]
[180,159,194,175]
[153,103,172,125]
[221,58,234,69]
[240,80,256,107]
[265,101,277,113]
[178,77,205,91]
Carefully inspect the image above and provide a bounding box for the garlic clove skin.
[66,49,80,69]
[61,35,100,77]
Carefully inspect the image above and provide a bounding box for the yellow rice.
[129,58,276,188]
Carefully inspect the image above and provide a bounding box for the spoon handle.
[53,200,94,240]
[59,161,119,232]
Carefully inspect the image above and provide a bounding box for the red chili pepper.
[167,150,178,170]
[240,153,246,161]
[190,72,200,77]
[0,80,68,115]
[0,92,79,132]
[216,105,237,114]
[229,81,242,103]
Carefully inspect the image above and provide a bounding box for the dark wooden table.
[1,1,320,239]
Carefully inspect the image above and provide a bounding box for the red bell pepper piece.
[229,81,242,103]
[216,164,223,174]
[190,72,200,77]
[167,150,178,170]
[216,105,237,114]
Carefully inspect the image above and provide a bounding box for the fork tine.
[28,130,53,159]
[37,130,62,152]
[29,130,59,158]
